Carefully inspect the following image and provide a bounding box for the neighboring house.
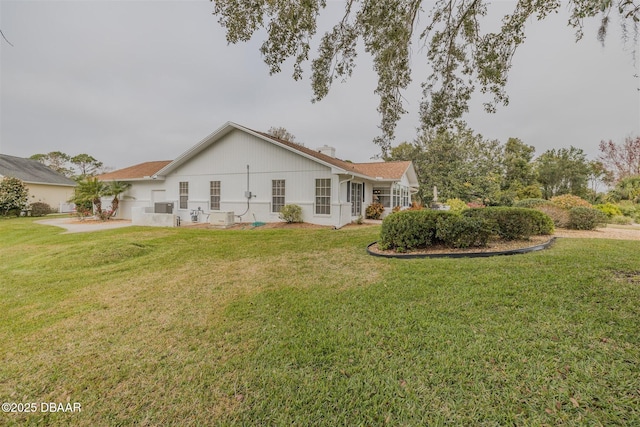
[97,122,419,228]
[0,154,77,212]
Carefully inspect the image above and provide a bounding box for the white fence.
[58,202,76,213]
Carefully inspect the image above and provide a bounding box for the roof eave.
[332,169,375,180]
[99,176,163,182]
[22,180,76,187]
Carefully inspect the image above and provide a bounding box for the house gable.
[165,127,331,178]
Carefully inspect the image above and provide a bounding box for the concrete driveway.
[36,218,133,234]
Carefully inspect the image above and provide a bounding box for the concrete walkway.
[35,218,133,234]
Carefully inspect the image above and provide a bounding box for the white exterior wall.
[109,180,167,219]
[127,130,345,227]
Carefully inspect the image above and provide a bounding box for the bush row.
[515,197,611,230]
[379,207,554,252]
[463,207,554,240]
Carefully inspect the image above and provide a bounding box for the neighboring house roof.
[99,122,418,185]
[97,161,172,181]
[0,154,76,186]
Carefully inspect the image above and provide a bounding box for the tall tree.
[501,137,540,200]
[211,0,639,151]
[387,123,503,204]
[588,160,614,196]
[71,154,104,179]
[598,136,640,182]
[535,146,591,199]
[502,138,536,188]
[30,151,73,177]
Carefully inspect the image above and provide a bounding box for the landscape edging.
[367,237,557,259]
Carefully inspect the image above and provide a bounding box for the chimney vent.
[317,145,336,158]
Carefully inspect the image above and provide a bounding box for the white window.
[210,181,221,210]
[373,187,391,207]
[272,180,285,213]
[315,179,331,215]
[179,182,188,209]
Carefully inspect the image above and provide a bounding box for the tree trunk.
[93,197,102,216]
[110,197,119,219]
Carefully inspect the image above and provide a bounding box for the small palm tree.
[104,181,132,218]
[72,177,107,217]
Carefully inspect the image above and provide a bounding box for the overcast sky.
[1,1,639,171]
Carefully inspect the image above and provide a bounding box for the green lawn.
[1,217,639,426]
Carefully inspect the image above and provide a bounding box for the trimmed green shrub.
[445,198,468,214]
[279,204,303,223]
[29,202,53,217]
[464,207,554,240]
[365,202,385,220]
[594,203,623,219]
[567,207,607,230]
[550,194,592,210]
[435,215,495,248]
[378,210,455,252]
[379,207,554,252]
[513,198,554,209]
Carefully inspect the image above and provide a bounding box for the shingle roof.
[256,130,411,180]
[349,161,412,180]
[97,161,172,181]
[0,154,76,186]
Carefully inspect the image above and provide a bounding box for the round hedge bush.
[279,204,303,223]
[378,210,454,252]
[463,207,554,240]
[29,202,53,217]
[550,194,592,210]
[567,207,607,230]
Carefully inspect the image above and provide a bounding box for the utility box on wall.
[154,202,174,214]
[209,211,235,228]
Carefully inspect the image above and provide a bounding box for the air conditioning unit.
[209,211,235,228]
[154,202,174,214]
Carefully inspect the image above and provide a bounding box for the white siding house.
[98,122,419,228]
